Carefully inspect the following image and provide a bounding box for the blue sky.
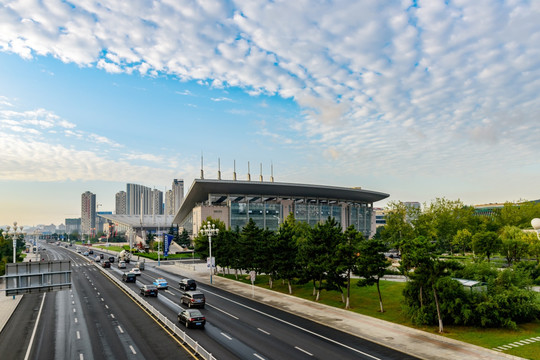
[1,0,540,227]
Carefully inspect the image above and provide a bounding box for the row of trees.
[0,230,24,275]
[194,198,540,332]
[194,214,390,311]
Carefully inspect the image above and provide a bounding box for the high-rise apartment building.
[115,191,127,214]
[152,188,164,215]
[172,179,184,214]
[65,218,81,234]
[81,191,96,235]
[126,183,152,215]
[165,189,174,215]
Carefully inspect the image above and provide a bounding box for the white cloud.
[1,1,540,203]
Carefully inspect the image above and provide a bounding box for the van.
[136,261,145,270]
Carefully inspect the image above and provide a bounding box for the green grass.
[219,273,540,359]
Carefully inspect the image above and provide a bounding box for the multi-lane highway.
[1,243,418,359]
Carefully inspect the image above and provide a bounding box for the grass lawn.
[219,273,540,359]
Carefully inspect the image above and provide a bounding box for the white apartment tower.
[172,179,184,214]
[126,183,152,215]
[81,191,96,235]
[165,189,174,215]
[115,191,127,214]
[152,188,164,215]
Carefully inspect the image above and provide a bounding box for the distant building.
[96,211,112,233]
[81,191,96,235]
[374,207,387,227]
[115,191,127,214]
[165,189,174,215]
[172,179,184,214]
[152,188,164,215]
[65,218,81,234]
[126,183,153,215]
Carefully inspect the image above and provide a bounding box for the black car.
[102,260,111,268]
[140,284,158,297]
[179,278,197,291]
[178,309,206,328]
[122,273,137,283]
[181,291,205,308]
[100,253,104,259]
[108,256,115,263]
[89,249,94,255]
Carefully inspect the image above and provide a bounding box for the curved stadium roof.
[173,179,389,224]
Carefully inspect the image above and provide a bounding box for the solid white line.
[257,328,270,335]
[295,346,313,356]
[203,289,381,360]
[118,326,124,333]
[207,304,239,319]
[24,293,46,360]
[253,353,265,360]
[129,345,137,354]
[77,331,81,339]
[221,332,232,340]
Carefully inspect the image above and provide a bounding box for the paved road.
[0,245,193,360]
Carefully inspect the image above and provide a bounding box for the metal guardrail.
[90,259,215,359]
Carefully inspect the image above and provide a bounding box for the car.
[100,253,104,259]
[153,278,168,289]
[83,251,89,256]
[102,260,111,268]
[178,309,206,328]
[122,273,137,283]
[181,291,205,308]
[130,268,141,276]
[94,255,101,262]
[179,278,197,291]
[118,261,126,269]
[135,261,145,270]
[108,256,115,263]
[140,284,158,297]
[89,249,94,255]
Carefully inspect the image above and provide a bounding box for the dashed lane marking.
[295,346,313,356]
[221,332,232,340]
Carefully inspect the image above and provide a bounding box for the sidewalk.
[156,261,524,360]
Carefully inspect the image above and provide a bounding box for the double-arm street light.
[6,221,23,263]
[199,223,219,284]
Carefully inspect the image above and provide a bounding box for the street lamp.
[199,223,219,284]
[7,222,23,263]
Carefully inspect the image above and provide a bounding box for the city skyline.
[1,1,540,226]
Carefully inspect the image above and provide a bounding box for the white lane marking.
[221,332,232,340]
[73,308,76,313]
[74,317,78,323]
[97,292,100,295]
[118,326,124,333]
[254,353,265,360]
[165,290,175,295]
[105,305,109,309]
[72,301,75,304]
[80,354,84,360]
[77,331,81,339]
[24,293,46,360]
[257,328,270,335]
[101,298,104,302]
[207,304,239,319]
[203,289,381,360]
[129,345,137,355]
[295,346,313,356]
[110,314,115,319]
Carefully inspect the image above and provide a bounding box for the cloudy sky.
[1,0,539,226]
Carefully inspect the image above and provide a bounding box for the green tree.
[356,238,389,312]
[472,231,501,262]
[381,201,415,252]
[452,229,472,256]
[338,226,363,309]
[274,214,301,294]
[193,217,227,261]
[499,226,529,265]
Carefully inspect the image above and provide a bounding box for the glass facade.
[230,201,282,231]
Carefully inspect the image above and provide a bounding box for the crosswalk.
[492,336,540,352]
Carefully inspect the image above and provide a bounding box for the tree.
[356,238,389,312]
[193,217,227,261]
[452,229,472,256]
[337,226,363,309]
[499,226,528,265]
[274,214,301,294]
[178,229,191,247]
[381,201,415,252]
[472,231,501,262]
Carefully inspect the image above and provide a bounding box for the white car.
[130,268,141,276]
[118,261,126,269]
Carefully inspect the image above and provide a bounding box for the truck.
[117,249,132,263]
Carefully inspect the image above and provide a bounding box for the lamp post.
[199,223,219,284]
[7,222,22,263]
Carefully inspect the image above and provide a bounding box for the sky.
[1,0,540,227]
